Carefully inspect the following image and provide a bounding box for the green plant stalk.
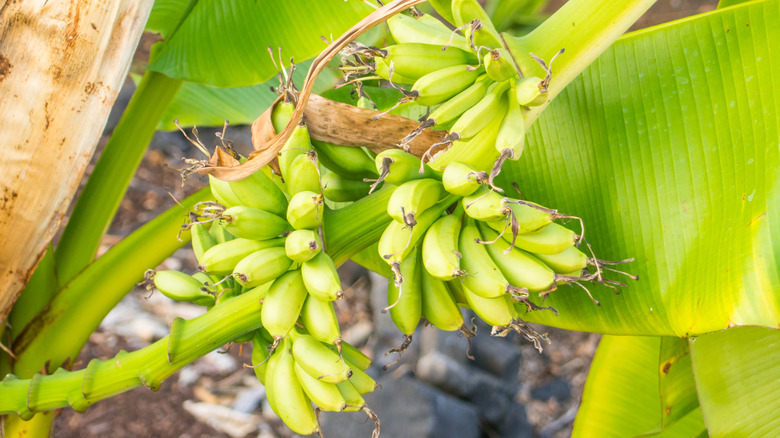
[53,71,183,287]
[10,188,212,378]
[502,0,656,126]
[0,284,265,417]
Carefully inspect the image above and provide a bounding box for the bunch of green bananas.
[375,154,635,353]
[353,0,563,174]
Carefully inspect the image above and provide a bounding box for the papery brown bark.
[0,0,155,322]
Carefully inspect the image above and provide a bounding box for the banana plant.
[1,0,777,437]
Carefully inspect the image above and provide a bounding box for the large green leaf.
[689,326,780,437]
[573,335,706,437]
[503,0,780,336]
[146,0,374,87]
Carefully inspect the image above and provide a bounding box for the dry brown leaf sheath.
[195,0,432,181]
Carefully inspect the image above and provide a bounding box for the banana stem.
[503,0,656,126]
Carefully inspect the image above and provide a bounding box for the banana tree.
[0,0,777,437]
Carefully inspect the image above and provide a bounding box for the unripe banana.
[209,175,242,208]
[337,380,366,412]
[271,101,295,133]
[301,251,343,301]
[265,338,319,435]
[515,76,547,106]
[427,75,491,129]
[251,330,273,385]
[322,171,372,203]
[446,277,470,306]
[284,229,322,264]
[387,178,446,225]
[412,64,483,107]
[233,247,292,288]
[462,186,505,222]
[313,139,378,180]
[374,57,417,85]
[459,217,508,298]
[485,49,517,82]
[479,223,556,293]
[153,270,215,307]
[380,43,478,81]
[449,80,510,140]
[485,221,577,255]
[199,237,285,275]
[503,200,555,234]
[220,206,291,241]
[261,270,308,340]
[286,191,324,230]
[430,111,504,171]
[278,124,311,184]
[378,194,459,265]
[344,360,377,395]
[300,295,341,344]
[228,169,289,218]
[338,342,372,371]
[495,85,526,158]
[462,283,518,327]
[294,362,348,412]
[387,246,423,336]
[533,246,589,274]
[422,213,465,280]
[190,222,216,264]
[285,152,321,196]
[374,149,440,185]
[291,332,352,384]
[421,268,464,331]
[208,221,235,244]
[442,161,484,196]
[386,12,469,51]
[451,0,503,49]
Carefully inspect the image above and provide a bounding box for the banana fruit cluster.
[375,151,634,352]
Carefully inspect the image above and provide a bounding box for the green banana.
[265,337,319,435]
[286,190,324,230]
[208,221,235,244]
[227,169,289,218]
[300,295,341,344]
[459,217,509,298]
[422,213,465,280]
[301,251,343,301]
[219,206,291,241]
[428,111,504,171]
[479,223,556,293]
[337,380,366,412]
[271,100,296,133]
[442,161,484,196]
[322,171,372,203]
[387,246,423,336]
[502,200,556,234]
[515,76,547,106]
[152,270,215,307]
[233,247,292,288]
[446,277,470,306]
[378,194,458,265]
[209,175,242,208]
[427,75,491,129]
[485,221,578,255]
[344,360,377,395]
[284,229,322,264]
[190,222,216,264]
[451,0,503,49]
[380,43,478,80]
[387,178,446,226]
[294,361,348,412]
[534,246,589,274]
[313,139,378,180]
[291,332,352,384]
[199,237,285,275]
[386,12,468,51]
[374,149,440,185]
[495,84,526,158]
[449,80,510,140]
[462,186,505,222]
[412,64,483,107]
[278,124,311,184]
[285,152,321,196]
[421,268,463,331]
[374,57,418,85]
[462,283,518,327]
[485,48,517,82]
[251,330,273,385]
[261,270,309,340]
[338,342,372,371]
